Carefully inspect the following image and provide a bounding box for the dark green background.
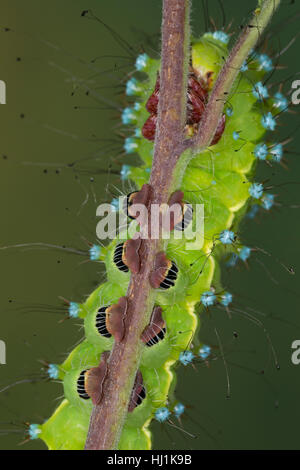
[0,0,299,450]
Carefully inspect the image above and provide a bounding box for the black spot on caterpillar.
[128,370,146,412]
[113,243,129,273]
[141,306,166,347]
[95,306,112,338]
[76,370,90,400]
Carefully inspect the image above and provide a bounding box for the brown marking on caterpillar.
[84,351,110,405]
[187,87,206,124]
[106,296,128,342]
[146,73,160,114]
[126,184,152,230]
[188,72,208,101]
[125,192,138,220]
[123,238,142,274]
[128,370,145,412]
[142,114,157,141]
[143,71,209,141]
[211,113,226,145]
[167,190,185,231]
[168,190,184,207]
[149,252,172,289]
[141,306,165,344]
[128,183,151,209]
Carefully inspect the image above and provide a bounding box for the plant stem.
[84,0,281,450]
[189,0,281,152]
[85,0,191,450]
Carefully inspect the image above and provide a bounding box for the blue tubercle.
[48,364,60,380]
[220,291,233,307]
[198,344,211,360]
[122,107,137,125]
[254,142,268,160]
[134,128,142,138]
[89,244,102,261]
[212,31,229,44]
[261,112,276,131]
[155,407,171,423]
[179,350,195,366]
[124,137,138,154]
[257,53,273,72]
[253,81,269,100]
[120,164,131,181]
[226,107,234,117]
[173,403,185,419]
[273,92,288,111]
[219,229,235,245]
[270,143,283,162]
[126,78,140,96]
[239,246,251,261]
[201,291,217,307]
[233,131,240,141]
[240,61,248,72]
[110,198,120,212]
[69,301,80,318]
[261,193,275,210]
[249,182,264,199]
[135,53,149,71]
[28,424,42,440]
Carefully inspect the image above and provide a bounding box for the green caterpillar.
[27,30,285,450]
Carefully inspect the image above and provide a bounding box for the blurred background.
[0,0,299,450]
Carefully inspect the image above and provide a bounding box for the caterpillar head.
[192,34,229,89]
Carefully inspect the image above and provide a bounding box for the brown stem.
[187,0,281,152]
[85,0,191,450]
